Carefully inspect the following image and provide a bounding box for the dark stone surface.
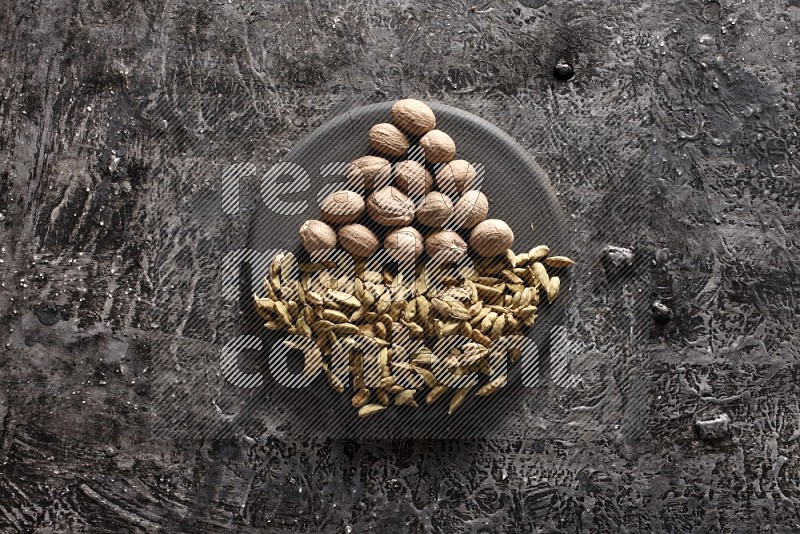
[0,0,798,532]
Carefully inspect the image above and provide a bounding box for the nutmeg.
[366,186,415,226]
[415,191,453,227]
[469,219,514,257]
[394,160,433,197]
[435,160,476,194]
[319,190,365,224]
[384,226,424,261]
[451,190,489,229]
[418,129,455,164]
[391,99,436,136]
[338,224,380,258]
[369,123,409,157]
[347,156,392,190]
[298,220,337,254]
[425,230,468,263]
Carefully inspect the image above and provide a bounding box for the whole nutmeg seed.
[384,226,424,261]
[299,220,337,253]
[347,156,391,190]
[469,219,515,257]
[366,186,415,226]
[338,224,380,258]
[394,160,433,197]
[451,190,489,229]
[416,191,453,227]
[319,190,365,224]
[391,99,436,136]
[425,230,468,263]
[418,130,455,164]
[436,160,476,194]
[369,123,409,157]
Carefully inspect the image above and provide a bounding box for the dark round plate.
[245,101,571,438]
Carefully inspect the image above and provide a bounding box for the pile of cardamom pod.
[254,246,573,417]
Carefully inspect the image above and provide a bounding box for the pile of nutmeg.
[298,99,514,261]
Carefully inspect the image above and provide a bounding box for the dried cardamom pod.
[544,256,574,268]
[376,298,391,314]
[507,283,525,294]
[401,320,424,337]
[312,319,336,333]
[362,270,383,284]
[547,276,560,303]
[404,298,417,321]
[528,245,550,262]
[358,324,375,338]
[352,388,370,407]
[490,314,506,340]
[416,296,430,324]
[306,290,324,306]
[472,329,492,348]
[426,385,449,405]
[477,375,506,397]
[470,306,491,326]
[349,306,368,324]
[321,363,345,394]
[274,301,293,326]
[475,283,504,300]
[379,376,396,388]
[480,311,498,333]
[333,323,360,336]
[460,321,473,339]
[295,315,312,337]
[506,314,520,330]
[500,269,524,284]
[430,297,451,316]
[322,309,349,323]
[376,389,390,406]
[328,290,361,308]
[280,252,296,286]
[413,366,439,388]
[448,386,473,414]
[254,297,275,311]
[375,322,387,340]
[395,389,418,407]
[516,305,537,318]
[449,307,472,321]
[504,249,517,267]
[358,404,385,417]
[531,262,550,287]
[269,254,283,293]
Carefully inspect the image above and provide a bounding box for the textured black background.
[1,0,799,532]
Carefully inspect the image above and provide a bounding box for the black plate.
[244,101,571,438]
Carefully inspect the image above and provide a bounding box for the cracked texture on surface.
[0,0,798,531]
